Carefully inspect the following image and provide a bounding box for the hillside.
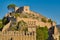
[1,6,55,31]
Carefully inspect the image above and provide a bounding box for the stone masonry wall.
[16,17,53,29]
[0,31,36,40]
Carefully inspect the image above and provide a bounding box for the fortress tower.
[15,6,30,13]
[23,6,30,13]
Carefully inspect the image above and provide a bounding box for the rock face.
[1,6,59,40]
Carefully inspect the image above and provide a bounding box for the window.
[25,9,28,11]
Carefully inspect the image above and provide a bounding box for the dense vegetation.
[0,19,2,22]
[0,17,10,31]
[0,19,3,31]
[36,26,49,40]
[2,17,10,25]
[10,20,27,31]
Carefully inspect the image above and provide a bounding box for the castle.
[0,6,59,40]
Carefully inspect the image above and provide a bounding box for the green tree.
[0,19,2,22]
[0,22,3,31]
[2,17,9,25]
[36,26,49,40]
[0,19,4,31]
[7,4,16,12]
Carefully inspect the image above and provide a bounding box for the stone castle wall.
[15,6,56,29]
[16,17,54,29]
[0,31,36,40]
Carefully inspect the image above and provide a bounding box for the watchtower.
[23,6,30,13]
[15,6,30,13]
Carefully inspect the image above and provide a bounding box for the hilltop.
[1,6,56,31]
[0,5,59,40]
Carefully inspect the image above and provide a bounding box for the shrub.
[48,19,52,23]
[23,15,28,18]
[36,27,49,40]
[14,13,20,18]
[2,17,9,25]
[41,18,46,23]
[0,23,3,31]
[32,14,35,16]
[0,19,2,22]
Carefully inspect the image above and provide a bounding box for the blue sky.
[0,0,60,24]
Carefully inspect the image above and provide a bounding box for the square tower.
[23,6,30,13]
